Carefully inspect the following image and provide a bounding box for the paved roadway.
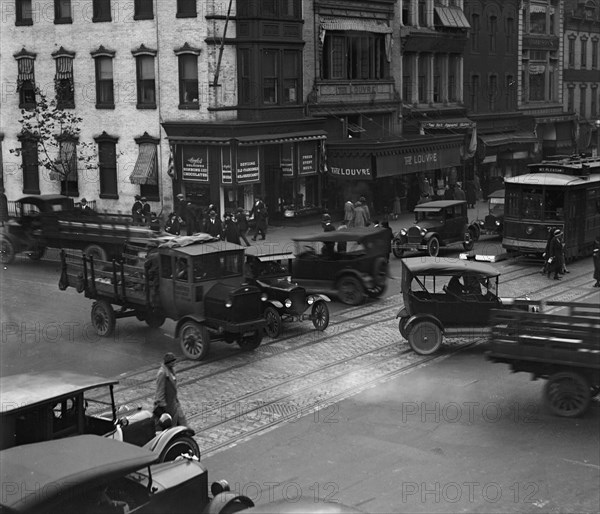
[1,201,599,513]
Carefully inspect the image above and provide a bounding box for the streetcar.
[502,156,600,260]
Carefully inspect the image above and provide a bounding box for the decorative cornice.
[94,131,119,143]
[90,45,116,58]
[51,46,76,59]
[174,42,202,56]
[131,44,157,57]
[134,132,160,145]
[13,47,37,60]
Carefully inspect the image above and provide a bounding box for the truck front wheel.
[179,321,210,360]
[0,237,16,264]
[91,300,116,337]
[238,330,262,351]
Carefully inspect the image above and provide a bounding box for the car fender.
[396,307,409,319]
[266,299,284,309]
[335,268,364,283]
[205,492,255,514]
[308,293,331,303]
[422,231,440,243]
[404,314,444,334]
[175,315,206,338]
[143,426,196,455]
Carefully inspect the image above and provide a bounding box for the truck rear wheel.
[544,371,591,417]
[180,321,210,360]
[0,237,15,264]
[91,300,116,337]
[238,330,262,351]
[264,306,282,338]
[84,244,108,262]
[337,276,364,306]
[407,320,443,355]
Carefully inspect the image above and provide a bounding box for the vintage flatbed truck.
[59,234,266,360]
[487,301,600,417]
[0,194,155,264]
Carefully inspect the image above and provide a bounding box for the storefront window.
[529,4,546,34]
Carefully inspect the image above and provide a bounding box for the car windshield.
[415,211,443,222]
[410,274,498,297]
[251,260,289,278]
[489,199,504,216]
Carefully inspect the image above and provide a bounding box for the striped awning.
[479,132,539,147]
[17,58,34,82]
[129,143,158,185]
[55,56,73,79]
[320,17,392,34]
[434,6,470,28]
[237,131,327,146]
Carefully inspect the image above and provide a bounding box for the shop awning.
[237,130,327,146]
[129,143,157,185]
[479,132,538,147]
[434,6,470,28]
[320,17,392,33]
[166,136,230,145]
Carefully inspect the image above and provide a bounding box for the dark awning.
[129,143,157,185]
[434,6,470,28]
[479,132,538,147]
[237,131,327,146]
[320,17,392,33]
[166,136,230,145]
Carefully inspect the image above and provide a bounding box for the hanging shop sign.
[281,143,294,177]
[182,145,209,182]
[236,145,260,184]
[298,141,318,176]
[221,146,233,184]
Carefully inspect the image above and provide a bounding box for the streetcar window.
[544,190,564,220]
[522,188,542,219]
[506,190,519,216]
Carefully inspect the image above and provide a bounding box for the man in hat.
[78,198,94,215]
[250,197,268,241]
[132,195,143,225]
[141,197,152,226]
[203,209,223,238]
[344,200,355,227]
[235,207,251,246]
[547,229,565,280]
[154,352,187,426]
[223,212,241,244]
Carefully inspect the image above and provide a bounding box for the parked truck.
[59,233,266,360]
[1,194,156,264]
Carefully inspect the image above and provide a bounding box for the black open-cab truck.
[59,234,266,361]
[488,301,600,417]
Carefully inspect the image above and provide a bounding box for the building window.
[505,17,514,53]
[95,133,119,199]
[448,54,458,102]
[94,56,114,108]
[489,16,497,53]
[488,74,498,111]
[322,32,389,80]
[239,48,252,104]
[54,53,75,109]
[568,38,575,68]
[471,14,480,51]
[418,57,428,103]
[592,39,598,69]
[130,133,159,200]
[262,49,278,104]
[16,0,33,25]
[529,3,547,34]
[579,86,587,117]
[433,55,441,103]
[16,56,36,108]
[134,0,153,20]
[591,87,598,117]
[471,75,480,111]
[178,54,199,107]
[581,37,588,69]
[54,0,72,23]
[529,64,545,101]
[402,54,412,101]
[402,1,410,25]
[258,0,300,18]
[177,0,196,18]
[283,50,299,104]
[506,74,515,109]
[93,0,111,22]
[418,0,427,26]
[135,54,156,108]
[57,138,79,197]
[19,137,40,194]
[567,86,575,112]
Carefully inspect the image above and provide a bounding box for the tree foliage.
[9,87,96,196]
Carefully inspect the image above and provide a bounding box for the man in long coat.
[203,210,223,238]
[250,198,268,240]
[547,230,565,280]
[344,200,355,227]
[154,353,187,426]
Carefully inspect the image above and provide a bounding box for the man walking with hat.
[547,229,565,280]
[132,195,143,225]
[154,352,187,427]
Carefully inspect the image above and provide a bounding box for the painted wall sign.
[236,146,260,184]
[298,141,317,176]
[281,143,294,177]
[182,146,209,182]
[221,146,232,184]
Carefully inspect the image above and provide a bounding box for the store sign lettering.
[330,166,371,177]
[404,153,438,166]
[335,85,376,95]
[182,147,209,182]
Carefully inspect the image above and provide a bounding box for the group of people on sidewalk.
[163,196,269,245]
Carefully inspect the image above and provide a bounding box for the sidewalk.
[262,200,490,247]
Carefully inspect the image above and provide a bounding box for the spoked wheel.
[427,237,440,257]
[91,300,116,337]
[238,330,263,351]
[337,276,365,306]
[311,301,329,331]
[84,244,108,262]
[392,239,405,259]
[398,317,409,339]
[407,320,443,355]
[179,321,210,360]
[0,238,16,264]
[544,371,591,417]
[158,435,200,463]
[264,306,282,338]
